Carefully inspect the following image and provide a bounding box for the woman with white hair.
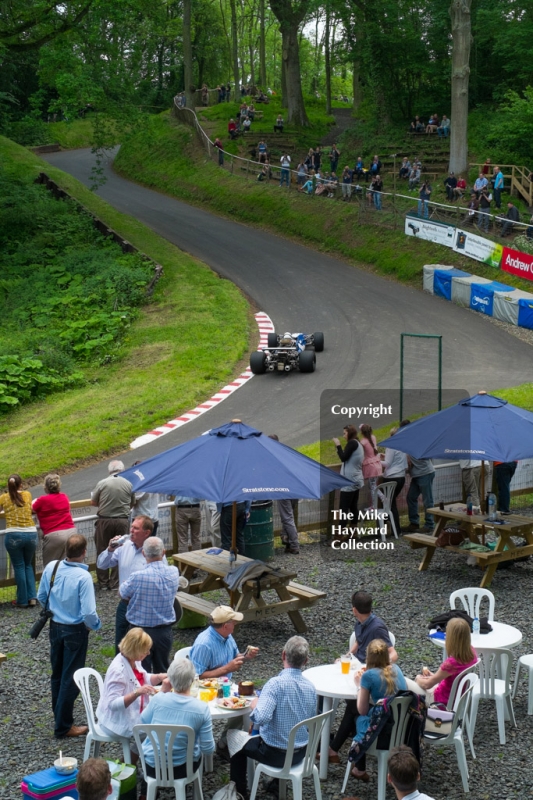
[33,473,76,565]
[140,658,215,778]
[97,627,168,762]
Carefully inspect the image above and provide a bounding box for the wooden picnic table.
[404,506,533,587]
[173,549,326,632]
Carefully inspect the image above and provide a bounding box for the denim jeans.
[418,200,429,219]
[407,473,435,527]
[5,530,38,606]
[280,168,290,186]
[50,621,89,737]
[374,191,382,210]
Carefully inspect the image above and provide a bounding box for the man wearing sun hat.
[190,605,259,759]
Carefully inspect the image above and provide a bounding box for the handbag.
[211,781,244,800]
[424,703,454,738]
[29,559,60,639]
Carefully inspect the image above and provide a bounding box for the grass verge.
[115,113,533,291]
[0,137,251,479]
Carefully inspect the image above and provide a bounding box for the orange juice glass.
[199,689,210,702]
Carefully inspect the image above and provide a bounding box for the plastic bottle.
[110,534,130,549]
[472,617,480,638]
[466,494,473,516]
[487,492,497,521]
[190,674,200,698]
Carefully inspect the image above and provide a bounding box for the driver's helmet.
[280,333,293,346]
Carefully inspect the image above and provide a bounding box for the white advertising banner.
[405,215,456,248]
[452,229,503,268]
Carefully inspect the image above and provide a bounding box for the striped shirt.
[190,625,239,677]
[251,668,316,749]
[120,560,180,627]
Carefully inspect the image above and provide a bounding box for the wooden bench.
[285,582,327,604]
[177,594,218,618]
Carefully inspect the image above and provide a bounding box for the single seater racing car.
[250,330,324,374]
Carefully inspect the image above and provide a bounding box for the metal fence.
[2,460,532,590]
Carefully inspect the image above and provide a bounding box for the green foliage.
[0,115,52,145]
[0,164,153,411]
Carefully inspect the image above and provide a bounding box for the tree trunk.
[449,0,472,174]
[259,0,267,87]
[281,56,288,108]
[183,0,194,108]
[229,0,241,101]
[270,0,310,125]
[352,62,362,111]
[325,2,332,115]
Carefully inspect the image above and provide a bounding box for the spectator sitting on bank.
[274,114,284,133]
[437,115,450,138]
[256,90,268,103]
[228,119,238,139]
[399,157,411,178]
[341,166,353,200]
[257,139,268,163]
[501,201,520,237]
[298,173,315,194]
[247,103,256,120]
[257,161,271,182]
[241,117,251,133]
[426,114,439,134]
[465,192,479,225]
[453,175,467,199]
[410,116,424,132]
[444,172,457,201]
[408,164,421,190]
[369,155,382,179]
[354,156,365,179]
[327,172,338,198]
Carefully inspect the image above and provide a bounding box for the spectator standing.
[482,157,492,175]
[359,424,382,506]
[333,425,364,515]
[214,137,224,166]
[466,192,479,225]
[380,428,407,536]
[273,114,284,133]
[219,85,226,103]
[330,143,341,174]
[478,188,492,232]
[97,514,156,651]
[408,165,421,190]
[0,474,37,607]
[459,460,491,509]
[341,166,353,200]
[296,161,308,186]
[269,435,300,554]
[38,533,101,738]
[219,500,250,553]
[304,148,314,170]
[131,461,159,535]
[91,460,134,590]
[174,495,202,552]
[279,152,291,187]
[33,473,76,567]
[418,181,432,218]
[313,146,322,171]
[501,202,520,237]
[203,500,221,547]
[493,166,504,209]
[372,174,383,210]
[201,84,209,106]
[404,426,435,532]
[494,461,517,513]
[226,83,231,101]
[119,536,180,673]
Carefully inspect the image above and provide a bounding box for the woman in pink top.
[32,473,76,566]
[414,617,477,705]
[359,424,382,507]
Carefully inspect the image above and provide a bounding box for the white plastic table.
[429,620,522,658]
[204,698,252,773]
[303,662,362,780]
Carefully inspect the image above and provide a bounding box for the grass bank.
[115,113,533,290]
[0,137,251,479]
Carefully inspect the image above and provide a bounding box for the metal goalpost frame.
[399,333,442,422]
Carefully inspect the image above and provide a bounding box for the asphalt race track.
[42,148,533,499]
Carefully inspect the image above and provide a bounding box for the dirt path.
[320,107,354,147]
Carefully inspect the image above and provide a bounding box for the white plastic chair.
[470,648,516,745]
[449,588,495,621]
[375,481,399,539]
[513,654,533,715]
[424,673,478,792]
[446,660,480,757]
[249,709,333,800]
[173,646,192,661]
[133,723,204,800]
[341,695,411,800]
[349,630,396,652]
[73,668,131,763]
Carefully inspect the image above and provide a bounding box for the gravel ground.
[1,534,533,800]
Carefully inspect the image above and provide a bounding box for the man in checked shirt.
[229,636,316,797]
[119,536,180,673]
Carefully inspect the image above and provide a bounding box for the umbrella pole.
[480,463,486,545]
[230,501,238,608]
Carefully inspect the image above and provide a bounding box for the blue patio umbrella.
[120,420,352,552]
[378,392,533,462]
